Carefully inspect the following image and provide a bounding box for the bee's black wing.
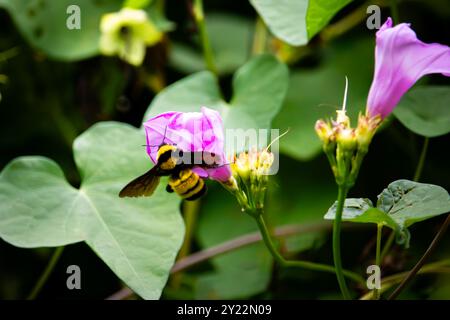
[119,167,161,198]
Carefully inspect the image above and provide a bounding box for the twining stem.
[178,200,201,259]
[48,97,79,148]
[321,0,383,42]
[374,224,383,299]
[252,17,267,55]
[254,213,364,285]
[0,46,19,62]
[380,230,395,261]
[389,0,400,24]
[106,222,365,300]
[332,186,352,299]
[388,214,450,300]
[360,259,450,300]
[413,137,429,182]
[27,246,64,300]
[192,0,217,76]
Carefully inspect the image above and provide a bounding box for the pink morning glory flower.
[367,17,450,119]
[143,107,231,182]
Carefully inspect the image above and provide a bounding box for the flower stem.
[254,213,364,285]
[374,224,383,299]
[192,0,217,76]
[380,230,395,261]
[389,0,400,23]
[388,213,450,300]
[252,17,267,55]
[50,102,78,148]
[27,246,64,300]
[360,259,450,300]
[332,186,352,299]
[413,137,429,182]
[321,0,381,42]
[171,199,201,288]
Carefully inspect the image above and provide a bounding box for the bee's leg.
[166,184,174,193]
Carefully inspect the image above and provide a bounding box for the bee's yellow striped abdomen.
[168,169,206,200]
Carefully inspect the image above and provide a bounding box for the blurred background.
[0,0,449,299]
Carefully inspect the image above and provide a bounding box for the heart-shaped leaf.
[393,86,450,137]
[0,122,184,299]
[324,198,399,231]
[250,0,308,46]
[249,0,353,46]
[145,54,288,132]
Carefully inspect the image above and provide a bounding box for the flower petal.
[367,17,450,118]
[143,111,180,162]
[143,107,231,182]
[204,165,232,182]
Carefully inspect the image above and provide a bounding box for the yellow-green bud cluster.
[221,148,274,216]
[315,110,381,187]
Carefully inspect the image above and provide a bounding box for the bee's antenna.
[265,128,290,152]
[162,125,168,145]
[143,125,170,149]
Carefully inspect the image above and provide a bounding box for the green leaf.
[145,54,288,133]
[169,14,253,75]
[0,157,85,246]
[273,37,374,160]
[249,0,308,46]
[306,0,353,39]
[393,86,450,137]
[324,198,399,231]
[0,0,122,60]
[0,0,171,61]
[249,0,353,46]
[324,180,450,246]
[377,180,450,228]
[0,122,184,299]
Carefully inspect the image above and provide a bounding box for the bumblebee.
[119,144,217,200]
[166,169,207,201]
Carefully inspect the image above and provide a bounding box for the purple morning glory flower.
[367,17,450,119]
[143,107,231,182]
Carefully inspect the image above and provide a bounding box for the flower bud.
[336,109,350,127]
[315,120,334,144]
[226,148,275,214]
[336,127,357,151]
[356,114,381,149]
